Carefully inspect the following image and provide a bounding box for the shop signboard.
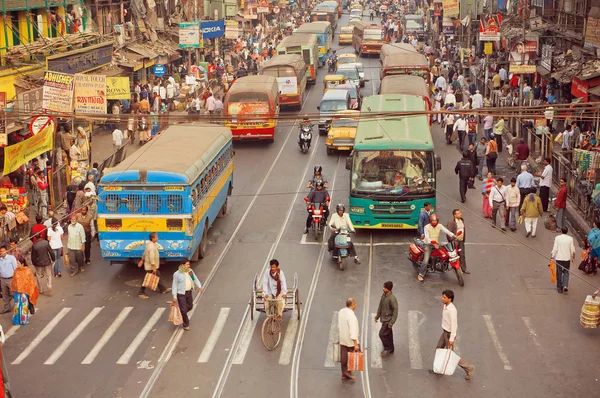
[276,77,297,95]
[153,65,166,76]
[484,42,493,55]
[30,115,54,135]
[225,20,240,39]
[200,20,225,39]
[509,64,536,74]
[46,42,113,75]
[540,44,553,71]
[432,2,442,16]
[106,77,131,100]
[442,17,455,34]
[0,92,6,147]
[584,16,600,50]
[479,14,501,42]
[16,88,43,113]
[509,39,537,74]
[442,0,459,17]
[3,123,54,174]
[179,22,201,48]
[74,73,107,115]
[42,71,75,113]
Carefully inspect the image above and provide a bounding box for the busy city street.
[1,0,600,397]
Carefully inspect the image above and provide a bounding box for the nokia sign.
[200,20,225,39]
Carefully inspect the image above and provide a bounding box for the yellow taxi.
[326,110,360,154]
[338,53,358,66]
[339,26,354,45]
[323,74,346,92]
[349,17,361,27]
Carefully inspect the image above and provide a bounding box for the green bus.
[346,94,441,229]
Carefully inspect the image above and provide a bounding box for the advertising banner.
[3,123,54,174]
[74,74,106,114]
[42,70,75,113]
[585,16,600,50]
[106,77,131,99]
[479,14,502,42]
[179,22,201,48]
[200,20,225,39]
[0,92,6,147]
[442,0,459,17]
[509,39,538,74]
[46,42,113,75]
[276,77,297,95]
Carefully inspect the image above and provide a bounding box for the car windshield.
[351,150,435,193]
[338,56,355,64]
[332,118,359,128]
[341,27,353,34]
[320,99,348,112]
[364,29,385,40]
[326,81,342,89]
[338,68,359,80]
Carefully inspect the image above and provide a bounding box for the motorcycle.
[326,58,337,73]
[306,201,328,240]
[407,236,465,286]
[298,124,313,154]
[333,227,352,271]
[506,143,515,168]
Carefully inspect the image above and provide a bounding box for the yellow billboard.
[3,124,54,174]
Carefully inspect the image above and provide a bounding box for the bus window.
[126,194,142,212]
[147,194,162,213]
[191,189,196,204]
[105,194,120,213]
[196,183,201,201]
[166,194,183,213]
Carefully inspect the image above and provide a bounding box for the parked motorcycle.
[506,143,516,168]
[333,227,352,271]
[298,124,313,154]
[407,237,464,286]
[306,202,328,240]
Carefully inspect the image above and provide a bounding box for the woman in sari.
[11,264,39,325]
[481,171,495,218]
[582,221,600,276]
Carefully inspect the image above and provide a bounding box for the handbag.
[347,351,364,372]
[168,304,183,326]
[142,272,160,291]
[433,348,461,375]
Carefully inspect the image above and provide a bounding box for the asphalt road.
[2,12,600,398]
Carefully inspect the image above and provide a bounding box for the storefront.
[571,75,600,102]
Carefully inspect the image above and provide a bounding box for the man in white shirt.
[444,91,456,108]
[453,115,467,151]
[159,84,167,101]
[430,290,474,379]
[506,178,521,232]
[537,157,553,212]
[214,95,224,115]
[489,177,508,230]
[419,214,455,282]
[328,204,360,263]
[112,128,123,152]
[206,93,216,114]
[261,259,287,318]
[499,66,507,83]
[434,75,447,93]
[338,298,360,380]
[433,89,443,124]
[551,227,575,293]
[471,90,483,109]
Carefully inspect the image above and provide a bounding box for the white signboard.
[276,77,297,95]
[179,22,201,48]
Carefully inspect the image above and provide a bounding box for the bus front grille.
[371,204,413,216]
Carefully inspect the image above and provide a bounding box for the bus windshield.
[364,29,384,40]
[351,150,435,193]
[385,68,429,80]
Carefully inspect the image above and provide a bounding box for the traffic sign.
[30,115,55,136]
[154,65,166,76]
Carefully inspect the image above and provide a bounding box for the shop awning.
[126,44,159,60]
[589,85,600,97]
[115,50,145,69]
[536,65,551,76]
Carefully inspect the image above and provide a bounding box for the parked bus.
[379,43,417,65]
[347,94,441,229]
[379,75,432,124]
[260,54,307,109]
[380,48,431,85]
[352,22,386,57]
[224,75,280,142]
[98,124,234,263]
[294,21,332,66]
[311,4,338,30]
[276,34,319,83]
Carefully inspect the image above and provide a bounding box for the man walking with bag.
[374,281,398,357]
[138,232,170,298]
[338,297,360,380]
[551,227,575,293]
[31,235,56,296]
[172,258,203,331]
[489,177,508,230]
[429,290,474,380]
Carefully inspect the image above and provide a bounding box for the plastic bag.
[548,261,557,284]
[142,272,160,291]
[168,304,183,326]
[348,351,364,371]
[433,348,460,375]
[332,342,340,363]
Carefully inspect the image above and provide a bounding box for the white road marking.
[4,325,20,342]
[522,317,543,353]
[232,311,260,365]
[82,307,133,364]
[198,308,231,363]
[45,307,103,365]
[324,311,339,368]
[370,313,383,369]
[117,308,165,365]
[12,307,72,365]
[408,310,425,369]
[278,310,299,365]
[483,314,513,370]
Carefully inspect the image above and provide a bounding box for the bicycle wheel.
[261,317,282,351]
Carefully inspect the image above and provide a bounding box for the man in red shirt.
[514,138,530,172]
[36,170,49,218]
[554,178,568,232]
[30,215,47,244]
[467,115,478,146]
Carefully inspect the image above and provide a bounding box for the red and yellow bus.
[352,22,386,57]
[224,76,280,142]
[260,54,307,109]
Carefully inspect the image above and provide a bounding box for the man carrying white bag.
[429,289,475,380]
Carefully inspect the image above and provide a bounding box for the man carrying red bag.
[338,297,360,380]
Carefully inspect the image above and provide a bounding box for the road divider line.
[360,234,374,398]
[483,314,513,371]
[408,310,424,369]
[278,310,299,365]
[370,313,382,369]
[12,307,71,365]
[232,311,260,365]
[82,307,133,364]
[198,308,231,363]
[522,317,544,353]
[117,308,165,365]
[45,307,103,365]
[324,311,339,368]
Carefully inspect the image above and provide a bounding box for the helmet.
[332,49,337,54]
[314,165,322,174]
[303,115,309,121]
[315,180,324,188]
[429,214,439,227]
[336,203,345,213]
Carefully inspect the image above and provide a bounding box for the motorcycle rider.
[327,50,338,72]
[418,214,455,282]
[298,116,313,150]
[307,165,329,189]
[304,181,330,234]
[328,204,360,264]
[455,150,475,203]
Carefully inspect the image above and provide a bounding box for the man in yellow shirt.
[492,72,501,89]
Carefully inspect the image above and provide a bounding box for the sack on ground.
[168,304,183,326]
[545,214,557,231]
[347,351,364,372]
[433,348,460,375]
[142,272,160,291]
[332,342,340,363]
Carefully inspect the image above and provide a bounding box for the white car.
[344,62,365,87]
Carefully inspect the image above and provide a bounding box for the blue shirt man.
[0,245,18,313]
[417,202,432,237]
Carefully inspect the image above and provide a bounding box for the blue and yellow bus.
[294,21,332,66]
[97,124,234,263]
[347,95,441,229]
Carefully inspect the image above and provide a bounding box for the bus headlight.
[410,204,416,210]
[327,135,333,139]
[368,204,375,210]
[351,206,365,214]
